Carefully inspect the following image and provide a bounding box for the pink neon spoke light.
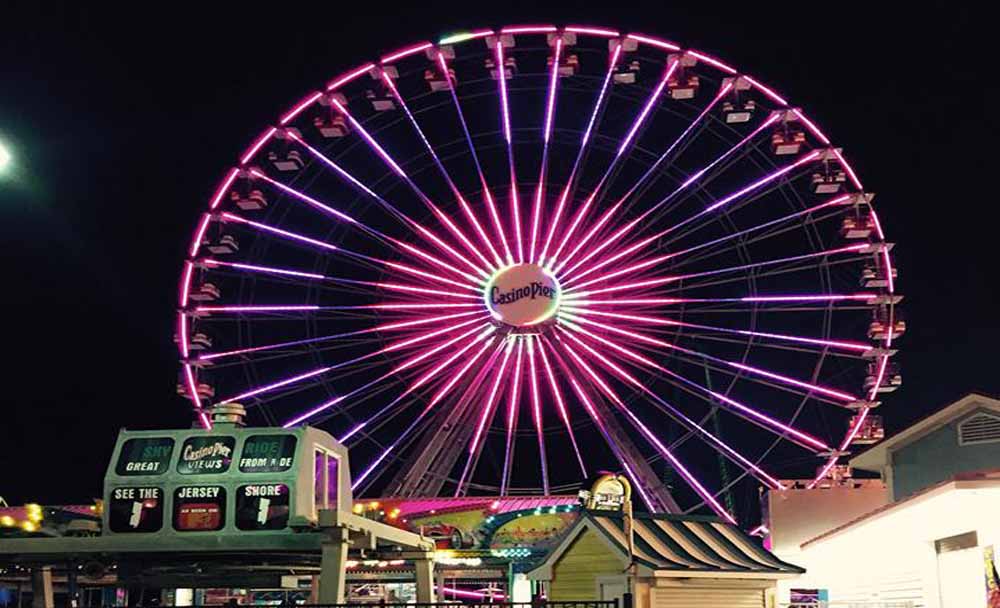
[178,22,899,523]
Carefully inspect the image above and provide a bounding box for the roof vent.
[211,403,246,428]
[958,412,1000,446]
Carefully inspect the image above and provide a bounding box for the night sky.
[1,2,996,506]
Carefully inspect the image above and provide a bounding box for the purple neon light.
[686,50,736,74]
[280,91,323,125]
[240,127,277,165]
[203,259,325,281]
[330,99,406,177]
[326,63,376,91]
[189,213,212,257]
[742,75,788,106]
[501,25,557,34]
[222,212,338,252]
[500,339,525,495]
[526,337,551,494]
[380,42,433,64]
[566,26,619,37]
[495,39,524,262]
[209,168,239,210]
[250,169,362,227]
[618,59,679,156]
[179,261,195,308]
[626,33,681,51]
[527,38,563,263]
[537,338,588,476]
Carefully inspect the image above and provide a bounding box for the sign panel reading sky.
[108,486,163,533]
[239,435,297,473]
[115,437,174,476]
[235,483,290,530]
[177,436,235,474]
[173,486,226,531]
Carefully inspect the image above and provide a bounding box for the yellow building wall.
[549,527,623,600]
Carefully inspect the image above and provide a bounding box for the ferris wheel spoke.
[500,339,525,496]
[558,338,736,522]
[560,327,786,490]
[379,72,501,270]
[557,320,831,453]
[554,78,732,274]
[564,308,871,356]
[536,339,588,477]
[351,332,499,492]
[214,317,487,406]
[548,58,680,268]
[527,38,564,264]
[558,114,786,281]
[537,41,621,266]
[526,337,551,494]
[319,100,492,279]
[437,53,514,265]
[455,340,516,495]
[491,39,526,262]
[563,243,869,297]
[560,313,859,404]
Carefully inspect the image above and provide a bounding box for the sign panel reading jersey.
[173,486,226,531]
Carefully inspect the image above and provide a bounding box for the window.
[115,438,174,476]
[173,486,226,531]
[958,412,1000,446]
[312,447,341,517]
[177,436,235,474]
[108,487,163,533]
[236,484,290,530]
[239,435,297,473]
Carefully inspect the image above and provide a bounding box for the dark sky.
[1,2,996,506]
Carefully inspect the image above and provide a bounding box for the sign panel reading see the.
[239,435,297,473]
[115,437,174,476]
[173,486,226,531]
[109,486,163,533]
[177,436,236,474]
[236,483,290,530]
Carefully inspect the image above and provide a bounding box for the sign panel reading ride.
[485,263,561,327]
[239,435,297,473]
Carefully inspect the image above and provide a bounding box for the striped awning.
[586,512,803,575]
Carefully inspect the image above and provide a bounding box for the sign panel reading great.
[485,263,561,328]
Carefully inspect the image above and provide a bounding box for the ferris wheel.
[176,24,903,524]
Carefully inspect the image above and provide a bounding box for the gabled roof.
[851,392,1000,472]
[528,510,802,580]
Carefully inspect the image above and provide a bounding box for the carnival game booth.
[528,511,801,608]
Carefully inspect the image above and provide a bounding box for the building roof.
[851,392,1000,472]
[528,511,803,580]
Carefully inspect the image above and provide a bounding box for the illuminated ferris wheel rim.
[176,23,900,521]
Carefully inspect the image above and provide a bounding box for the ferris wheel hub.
[484,263,561,329]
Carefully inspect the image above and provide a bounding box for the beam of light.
[383,261,480,292]
[559,318,829,452]
[527,38,563,263]
[561,293,877,308]
[564,243,869,297]
[379,73,499,271]
[625,33,681,51]
[209,168,240,210]
[562,326,786,489]
[377,283,480,300]
[351,334,498,490]
[380,42,433,64]
[427,336,497,406]
[408,326,496,391]
[203,259,325,280]
[287,127,490,282]
[286,325,492,429]
[438,29,494,45]
[547,59,680,269]
[561,370,654,510]
[391,239,485,285]
[560,340,735,523]
[221,212,338,252]
[707,149,822,213]
[280,91,324,125]
[239,127,277,165]
[179,261,195,308]
[526,337,551,494]
[189,213,212,257]
[562,315,858,403]
[501,339,525,495]
[536,338,588,477]
[566,195,852,287]
[501,25,558,34]
[249,169,360,226]
[566,26,619,37]
[326,63,376,90]
[554,82,733,272]
[537,42,621,266]
[563,308,870,354]
[686,50,737,74]
[495,40,524,262]
[463,341,516,468]
[438,53,514,265]
[383,316,486,352]
[218,350,380,405]
[177,312,189,359]
[195,302,478,314]
[559,113,783,281]
[742,75,788,106]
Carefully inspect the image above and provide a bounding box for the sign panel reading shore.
[102,423,353,538]
[485,263,561,327]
